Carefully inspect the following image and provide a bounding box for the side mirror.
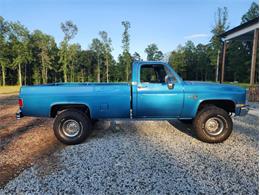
[165,75,174,90]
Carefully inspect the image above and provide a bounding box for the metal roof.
[220,17,259,39]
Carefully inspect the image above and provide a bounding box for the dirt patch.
[0,94,18,107]
[0,94,64,187]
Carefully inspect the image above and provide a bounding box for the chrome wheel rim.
[205,117,224,136]
[62,119,81,137]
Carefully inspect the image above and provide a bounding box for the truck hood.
[183,81,245,93]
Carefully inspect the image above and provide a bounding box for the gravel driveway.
[0,103,258,194]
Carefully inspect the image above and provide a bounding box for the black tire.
[179,119,193,124]
[193,106,233,143]
[53,109,92,145]
[91,119,99,126]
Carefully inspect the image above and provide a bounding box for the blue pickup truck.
[17,61,248,144]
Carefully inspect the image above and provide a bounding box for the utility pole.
[215,50,220,82]
[221,41,227,83]
[250,28,258,85]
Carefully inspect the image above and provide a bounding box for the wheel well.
[198,100,235,114]
[50,104,91,118]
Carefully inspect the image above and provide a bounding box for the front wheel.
[193,106,233,143]
[53,109,92,145]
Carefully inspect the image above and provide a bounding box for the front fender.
[181,96,237,119]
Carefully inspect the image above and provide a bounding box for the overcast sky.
[0,0,256,59]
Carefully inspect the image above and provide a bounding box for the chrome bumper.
[16,109,23,120]
[238,105,249,116]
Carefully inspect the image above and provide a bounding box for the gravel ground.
[0,94,62,187]
[0,103,258,194]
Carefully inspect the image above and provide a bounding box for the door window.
[140,64,167,83]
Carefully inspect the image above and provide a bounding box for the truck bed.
[20,82,131,119]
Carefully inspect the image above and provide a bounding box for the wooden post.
[221,41,227,83]
[215,50,220,82]
[250,28,258,85]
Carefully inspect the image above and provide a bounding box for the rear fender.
[50,102,92,118]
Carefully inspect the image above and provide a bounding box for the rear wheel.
[193,106,233,143]
[53,109,92,145]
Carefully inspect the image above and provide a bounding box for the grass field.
[223,82,252,89]
[0,86,20,94]
[0,82,255,95]
[197,81,254,89]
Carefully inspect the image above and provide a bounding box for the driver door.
[136,64,183,118]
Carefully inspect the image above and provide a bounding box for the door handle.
[138,86,148,89]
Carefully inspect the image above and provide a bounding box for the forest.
[0,2,258,86]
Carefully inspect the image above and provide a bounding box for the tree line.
[168,2,259,82]
[0,2,258,86]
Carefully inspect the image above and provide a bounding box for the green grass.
[0,82,256,94]
[0,85,20,94]
[209,81,254,89]
[223,82,253,89]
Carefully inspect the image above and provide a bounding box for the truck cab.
[131,61,184,119]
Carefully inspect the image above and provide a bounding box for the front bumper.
[16,109,24,119]
[236,105,249,116]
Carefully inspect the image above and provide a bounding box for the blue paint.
[19,61,247,119]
